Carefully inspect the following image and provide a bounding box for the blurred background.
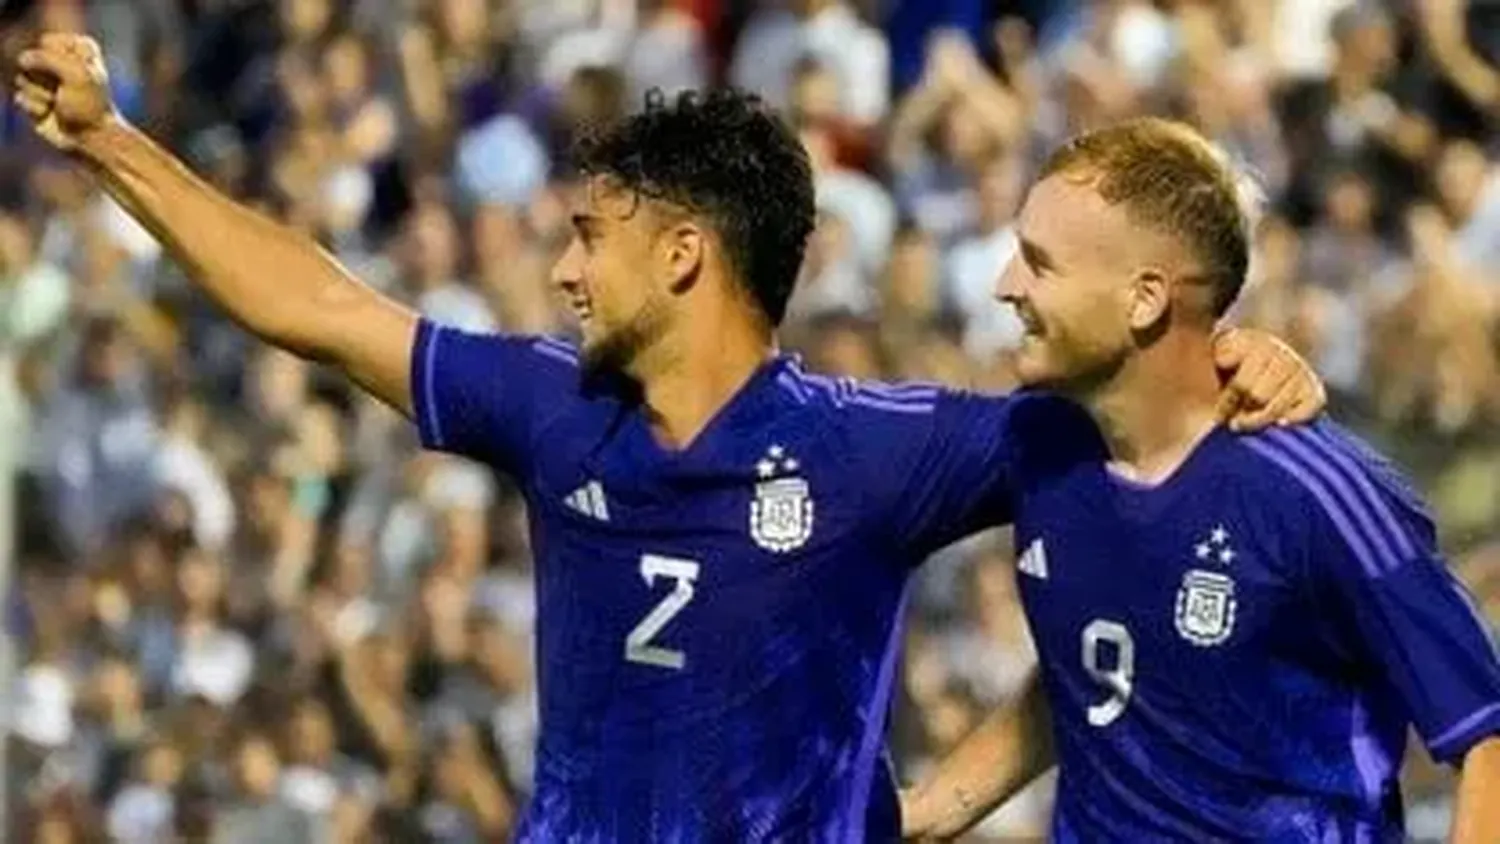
[0,0,1497,840]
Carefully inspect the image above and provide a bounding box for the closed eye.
[1018,237,1054,276]
[572,214,599,246]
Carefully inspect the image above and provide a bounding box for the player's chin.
[576,330,603,366]
[579,329,627,377]
[1012,341,1063,388]
[578,342,609,377]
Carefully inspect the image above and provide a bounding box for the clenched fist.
[12,33,119,152]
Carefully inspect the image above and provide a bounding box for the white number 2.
[624,554,701,670]
[1081,619,1135,727]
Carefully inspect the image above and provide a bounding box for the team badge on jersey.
[750,445,814,553]
[1175,570,1238,646]
[1177,525,1239,645]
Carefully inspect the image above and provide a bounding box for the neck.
[1076,328,1222,484]
[634,305,774,450]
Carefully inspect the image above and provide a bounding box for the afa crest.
[750,445,814,553]
[1174,569,1237,647]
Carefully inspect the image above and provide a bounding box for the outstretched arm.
[13,33,419,415]
[901,668,1054,840]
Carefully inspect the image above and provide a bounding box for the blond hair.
[1039,117,1257,316]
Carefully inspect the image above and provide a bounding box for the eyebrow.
[1017,236,1056,273]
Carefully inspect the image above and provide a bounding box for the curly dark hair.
[570,87,816,328]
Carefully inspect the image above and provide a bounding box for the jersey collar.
[618,352,800,475]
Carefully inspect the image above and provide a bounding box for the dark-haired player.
[902,119,1500,842]
[15,35,1323,840]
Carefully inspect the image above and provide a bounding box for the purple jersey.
[1004,395,1500,842]
[409,320,1021,841]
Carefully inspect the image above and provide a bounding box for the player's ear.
[1127,267,1170,332]
[659,220,705,294]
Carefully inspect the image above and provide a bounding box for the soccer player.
[899,119,1500,842]
[13,36,1323,839]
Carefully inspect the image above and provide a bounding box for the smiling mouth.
[1014,307,1044,338]
[566,281,594,325]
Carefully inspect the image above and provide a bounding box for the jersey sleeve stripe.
[774,372,811,404]
[532,342,580,367]
[854,382,941,400]
[531,336,580,366]
[1349,695,1395,808]
[533,335,578,356]
[419,321,447,449]
[1243,438,1389,578]
[846,394,937,414]
[1429,701,1500,755]
[1318,424,1436,527]
[1262,430,1409,575]
[798,373,852,406]
[1300,427,1418,562]
[797,373,843,405]
[786,370,938,413]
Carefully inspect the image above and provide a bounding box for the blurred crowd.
[1,0,1498,841]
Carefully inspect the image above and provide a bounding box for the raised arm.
[12,33,419,416]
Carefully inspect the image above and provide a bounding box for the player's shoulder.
[419,321,623,431]
[1230,418,1426,510]
[429,321,583,374]
[429,322,615,407]
[776,363,1073,431]
[771,362,950,426]
[1229,416,1436,550]
[776,368,1091,461]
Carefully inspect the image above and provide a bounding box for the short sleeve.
[1324,539,1500,765]
[880,389,1023,558]
[1254,422,1500,764]
[408,319,580,477]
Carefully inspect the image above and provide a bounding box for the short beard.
[1026,342,1128,399]
[580,297,673,384]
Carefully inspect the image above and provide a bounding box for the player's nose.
[550,240,584,292]
[995,255,1024,304]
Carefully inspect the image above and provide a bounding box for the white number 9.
[1081,619,1135,727]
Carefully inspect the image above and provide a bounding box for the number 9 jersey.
[408,320,1021,842]
[1006,395,1500,843]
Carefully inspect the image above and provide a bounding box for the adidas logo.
[1018,538,1048,580]
[565,480,610,521]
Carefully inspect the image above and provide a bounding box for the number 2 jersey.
[408,320,1020,842]
[1005,393,1500,842]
